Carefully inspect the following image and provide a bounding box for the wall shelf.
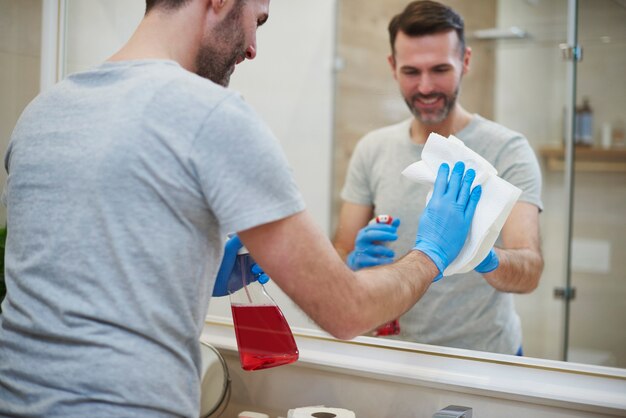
[539,146,626,172]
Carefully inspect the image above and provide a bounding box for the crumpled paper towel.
[401,132,521,276]
[287,406,356,418]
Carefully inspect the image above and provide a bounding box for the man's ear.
[462,46,472,75]
[387,54,398,80]
[209,0,230,15]
[204,0,231,25]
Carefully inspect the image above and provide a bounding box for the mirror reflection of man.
[0,0,483,416]
[333,0,544,355]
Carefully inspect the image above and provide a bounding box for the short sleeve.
[496,136,543,211]
[190,94,305,234]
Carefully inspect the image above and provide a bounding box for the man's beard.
[405,84,461,125]
[195,2,245,86]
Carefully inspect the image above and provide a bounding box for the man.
[333,0,544,355]
[0,0,480,417]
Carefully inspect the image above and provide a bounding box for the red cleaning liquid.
[231,304,299,371]
[374,319,400,336]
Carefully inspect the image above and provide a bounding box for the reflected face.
[389,30,470,125]
[196,0,269,86]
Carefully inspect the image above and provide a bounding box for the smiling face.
[389,29,470,126]
[195,0,269,86]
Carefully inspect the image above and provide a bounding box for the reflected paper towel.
[287,406,356,418]
[401,132,521,276]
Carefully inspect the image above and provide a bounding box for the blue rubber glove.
[413,162,482,281]
[212,235,269,297]
[251,264,270,285]
[347,218,400,270]
[475,248,499,273]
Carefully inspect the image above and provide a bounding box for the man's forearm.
[482,247,543,293]
[353,250,438,335]
[333,243,351,262]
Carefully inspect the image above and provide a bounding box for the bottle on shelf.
[575,97,593,146]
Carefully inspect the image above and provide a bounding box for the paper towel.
[401,132,521,276]
[287,406,356,418]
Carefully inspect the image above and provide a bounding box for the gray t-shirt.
[341,116,542,354]
[0,60,305,417]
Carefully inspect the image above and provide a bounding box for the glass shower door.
[567,0,626,368]
[493,0,573,362]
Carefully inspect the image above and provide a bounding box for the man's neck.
[107,6,205,73]
[409,105,473,145]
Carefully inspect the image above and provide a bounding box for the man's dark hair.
[145,0,192,14]
[388,0,465,57]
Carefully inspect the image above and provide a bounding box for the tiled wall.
[0,0,42,224]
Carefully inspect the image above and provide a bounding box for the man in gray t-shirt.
[334,1,544,355]
[0,1,486,417]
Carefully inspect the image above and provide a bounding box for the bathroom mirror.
[3,0,623,373]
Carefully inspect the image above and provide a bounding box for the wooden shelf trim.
[539,146,626,172]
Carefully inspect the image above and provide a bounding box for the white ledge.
[201,317,626,415]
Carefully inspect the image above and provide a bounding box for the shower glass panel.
[567,0,626,368]
[492,0,572,362]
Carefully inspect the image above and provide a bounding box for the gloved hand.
[475,248,499,273]
[413,161,481,281]
[212,235,270,297]
[347,218,400,270]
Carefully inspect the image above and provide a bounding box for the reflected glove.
[251,264,270,285]
[475,248,499,273]
[413,162,482,281]
[212,235,270,297]
[346,218,400,270]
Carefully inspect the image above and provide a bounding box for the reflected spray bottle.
[372,214,401,337]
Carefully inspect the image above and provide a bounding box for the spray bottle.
[229,246,299,371]
[371,214,401,337]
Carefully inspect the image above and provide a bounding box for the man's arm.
[239,162,480,340]
[239,210,437,340]
[480,202,544,293]
[332,202,374,261]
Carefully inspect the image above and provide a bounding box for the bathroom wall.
[64,0,144,74]
[205,0,336,329]
[0,0,42,224]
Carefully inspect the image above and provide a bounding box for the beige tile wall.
[0,0,42,224]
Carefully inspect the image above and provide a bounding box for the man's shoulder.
[359,119,412,146]
[465,115,526,144]
[132,63,254,126]
[151,64,236,106]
